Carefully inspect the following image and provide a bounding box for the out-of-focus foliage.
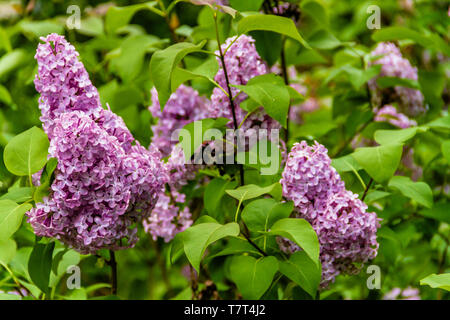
[0,0,448,300]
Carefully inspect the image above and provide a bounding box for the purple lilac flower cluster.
[209,35,280,133]
[141,148,196,242]
[383,287,421,300]
[146,85,209,241]
[149,85,209,158]
[272,1,301,24]
[27,34,167,254]
[143,193,192,242]
[34,33,101,135]
[279,141,380,287]
[368,42,425,117]
[374,105,417,129]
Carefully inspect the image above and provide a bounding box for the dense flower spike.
[28,34,167,254]
[279,141,380,287]
[28,111,167,254]
[280,141,345,216]
[368,42,425,117]
[149,85,209,157]
[34,33,101,135]
[209,35,280,132]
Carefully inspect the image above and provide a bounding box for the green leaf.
[374,127,428,145]
[352,144,403,183]
[301,0,329,28]
[0,200,32,241]
[229,255,278,299]
[150,41,206,109]
[278,251,321,298]
[331,154,362,173]
[268,218,320,265]
[0,293,21,300]
[229,0,264,11]
[204,178,237,218]
[0,84,13,106]
[419,203,450,224]
[28,242,55,294]
[225,183,282,202]
[308,30,341,50]
[333,65,381,90]
[52,249,81,277]
[241,199,293,232]
[0,49,28,79]
[420,273,450,291]
[3,127,49,177]
[182,222,240,272]
[171,56,219,90]
[441,140,450,163]
[169,233,185,264]
[105,2,163,34]
[294,108,337,138]
[236,138,282,175]
[364,190,391,204]
[207,238,261,261]
[0,238,17,266]
[234,74,289,127]
[425,115,450,131]
[250,31,282,66]
[419,70,445,111]
[237,14,310,49]
[178,117,229,161]
[0,187,33,203]
[388,176,433,208]
[76,16,104,36]
[372,27,450,56]
[376,76,420,90]
[110,34,162,82]
[19,20,64,38]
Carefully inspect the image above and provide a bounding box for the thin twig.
[242,223,268,257]
[213,11,245,185]
[361,178,373,202]
[109,250,117,295]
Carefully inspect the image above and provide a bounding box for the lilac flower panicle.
[368,42,425,117]
[28,34,167,254]
[280,141,345,216]
[279,141,380,287]
[34,33,101,135]
[149,85,209,158]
